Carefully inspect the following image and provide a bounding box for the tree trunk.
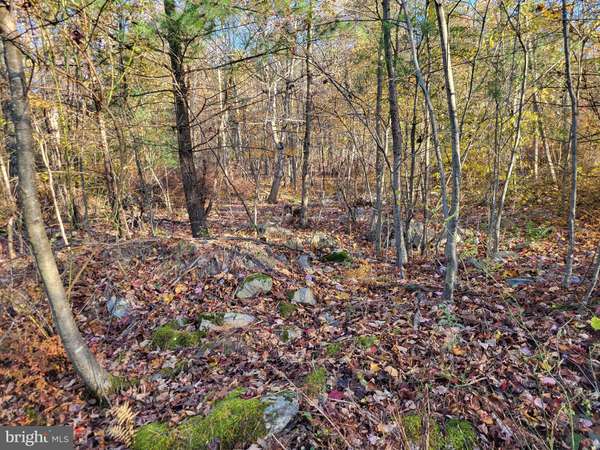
[434,0,461,302]
[561,0,578,287]
[401,0,448,220]
[268,74,292,204]
[164,0,210,237]
[373,38,385,256]
[299,1,313,227]
[382,0,407,272]
[0,3,113,397]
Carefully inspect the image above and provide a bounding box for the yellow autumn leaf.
[451,345,466,356]
[162,293,174,304]
[174,283,187,294]
[384,366,399,378]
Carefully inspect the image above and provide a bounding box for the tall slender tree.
[434,0,461,302]
[163,0,212,237]
[561,0,578,287]
[382,0,407,272]
[0,1,113,397]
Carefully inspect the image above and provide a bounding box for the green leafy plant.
[525,221,552,242]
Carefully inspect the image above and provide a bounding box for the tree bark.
[561,0,578,287]
[164,0,210,237]
[0,3,113,397]
[299,1,313,227]
[373,38,385,256]
[434,0,461,302]
[382,0,407,272]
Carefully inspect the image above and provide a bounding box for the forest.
[0,0,599,448]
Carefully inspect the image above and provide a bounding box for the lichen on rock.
[235,273,273,299]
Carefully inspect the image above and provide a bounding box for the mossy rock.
[402,414,444,450]
[304,367,328,397]
[278,301,297,319]
[280,326,301,343]
[236,273,273,299]
[151,322,204,350]
[197,312,225,326]
[322,249,351,263]
[178,390,267,449]
[132,422,174,450]
[197,312,256,332]
[133,390,267,450]
[445,419,477,449]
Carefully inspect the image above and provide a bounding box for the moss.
[151,322,203,350]
[132,422,173,450]
[325,343,342,357]
[322,250,351,263]
[132,391,267,450]
[177,390,267,449]
[356,335,379,349]
[445,419,477,449]
[197,312,225,326]
[244,273,272,283]
[278,301,297,319]
[110,375,139,393]
[401,414,443,450]
[304,367,328,396]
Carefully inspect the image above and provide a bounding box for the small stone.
[298,254,312,271]
[291,287,316,306]
[198,312,256,332]
[310,232,339,250]
[106,296,129,319]
[236,273,273,299]
[506,277,535,288]
[319,312,339,327]
[285,237,304,251]
[262,392,299,434]
[280,326,302,343]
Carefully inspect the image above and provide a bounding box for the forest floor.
[0,199,599,449]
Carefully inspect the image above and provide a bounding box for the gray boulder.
[197,312,256,332]
[261,392,299,434]
[291,287,316,306]
[236,273,273,299]
[280,326,302,343]
[106,296,130,319]
[310,232,339,250]
[298,254,312,271]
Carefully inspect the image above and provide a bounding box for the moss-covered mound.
[402,414,444,449]
[132,390,267,450]
[322,249,351,263]
[401,414,477,450]
[445,419,477,449]
[304,367,328,397]
[132,422,174,450]
[151,321,204,350]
